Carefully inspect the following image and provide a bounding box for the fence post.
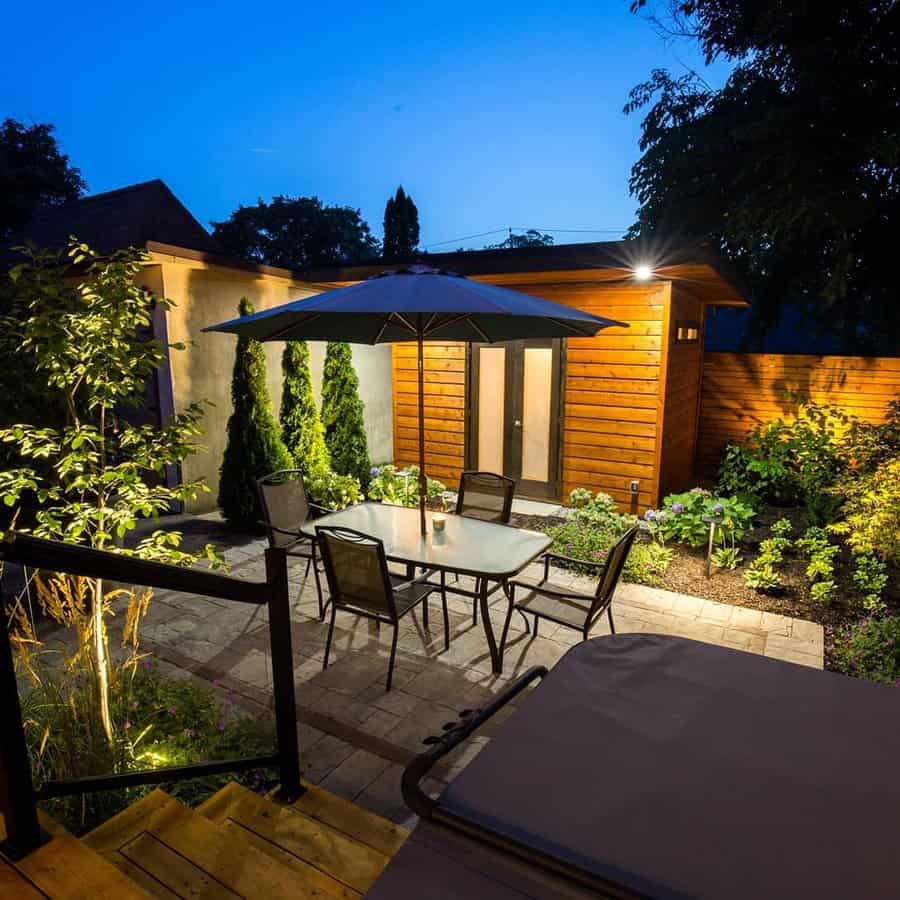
[0,610,45,859]
[264,546,303,801]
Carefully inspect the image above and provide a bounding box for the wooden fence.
[697,353,900,473]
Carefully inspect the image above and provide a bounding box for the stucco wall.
[157,257,393,513]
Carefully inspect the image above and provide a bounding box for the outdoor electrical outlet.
[629,480,640,494]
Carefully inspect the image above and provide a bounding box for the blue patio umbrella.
[205,265,626,534]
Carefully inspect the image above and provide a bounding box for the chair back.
[591,526,639,612]
[316,526,396,620]
[455,471,515,524]
[257,470,311,548]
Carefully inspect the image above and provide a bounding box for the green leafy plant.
[305,467,362,510]
[796,526,830,556]
[710,544,742,570]
[806,544,838,582]
[770,517,793,539]
[367,464,445,507]
[280,340,329,474]
[833,617,900,686]
[743,559,781,592]
[0,240,220,742]
[321,342,371,491]
[219,297,293,530]
[652,489,754,548]
[810,580,837,603]
[568,487,593,508]
[853,553,889,614]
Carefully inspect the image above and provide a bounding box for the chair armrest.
[256,522,309,540]
[543,551,607,579]
[309,501,332,516]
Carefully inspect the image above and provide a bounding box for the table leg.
[480,577,502,674]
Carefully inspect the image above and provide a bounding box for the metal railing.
[0,533,302,860]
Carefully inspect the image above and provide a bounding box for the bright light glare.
[634,264,653,281]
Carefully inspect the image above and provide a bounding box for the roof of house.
[303,238,750,306]
[4,179,223,260]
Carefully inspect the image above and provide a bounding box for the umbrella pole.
[417,330,428,536]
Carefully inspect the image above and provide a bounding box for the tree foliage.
[210,196,379,270]
[626,1,900,352]
[218,298,293,529]
[280,341,330,474]
[0,118,87,239]
[382,186,420,259]
[486,229,554,250]
[320,342,370,491]
[0,241,219,741]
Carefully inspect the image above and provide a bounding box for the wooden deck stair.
[1,781,409,898]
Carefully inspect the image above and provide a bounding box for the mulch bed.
[512,506,899,673]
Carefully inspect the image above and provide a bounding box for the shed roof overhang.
[303,239,749,307]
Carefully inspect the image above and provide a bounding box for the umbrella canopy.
[205,266,626,533]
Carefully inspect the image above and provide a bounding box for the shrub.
[368,464,445,507]
[717,401,852,505]
[771,517,793,539]
[305,467,362,510]
[853,553,889,614]
[830,457,900,565]
[833,617,900,685]
[568,487,593,508]
[710,544,742,570]
[652,489,754,548]
[280,341,329,474]
[320,342,371,491]
[219,297,293,530]
[743,560,781,592]
[839,399,900,473]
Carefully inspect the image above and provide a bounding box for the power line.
[422,224,628,250]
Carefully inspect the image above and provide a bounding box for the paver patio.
[87,533,823,828]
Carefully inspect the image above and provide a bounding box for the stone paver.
[110,543,826,826]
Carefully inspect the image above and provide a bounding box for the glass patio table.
[300,502,552,673]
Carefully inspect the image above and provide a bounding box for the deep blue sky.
[4,1,729,249]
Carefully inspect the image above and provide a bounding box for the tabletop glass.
[301,502,551,578]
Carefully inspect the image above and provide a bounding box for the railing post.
[264,546,303,801]
[0,608,45,859]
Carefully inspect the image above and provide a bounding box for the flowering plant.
[650,490,754,548]
[834,617,900,685]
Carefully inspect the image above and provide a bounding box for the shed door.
[468,340,562,500]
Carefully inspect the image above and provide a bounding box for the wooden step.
[84,788,338,899]
[287,780,409,858]
[1,857,47,899]
[10,830,150,899]
[198,782,393,897]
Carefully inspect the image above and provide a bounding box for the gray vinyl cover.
[432,634,900,899]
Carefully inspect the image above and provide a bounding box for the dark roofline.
[145,241,315,283]
[301,237,750,301]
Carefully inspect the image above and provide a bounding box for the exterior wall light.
[634,264,653,281]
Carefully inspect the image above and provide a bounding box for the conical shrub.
[280,340,330,475]
[218,297,293,529]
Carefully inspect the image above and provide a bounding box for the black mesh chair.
[443,471,516,626]
[317,526,450,691]
[257,469,329,619]
[501,526,639,649]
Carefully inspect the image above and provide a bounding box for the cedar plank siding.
[391,281,669,509]
[657,286,705,498]
[697,353,900,473]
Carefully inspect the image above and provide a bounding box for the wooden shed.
[305,241,747,512]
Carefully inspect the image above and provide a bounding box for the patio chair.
[443,471,516,626]
[501,526,639,648]
[257,469,329,620]
[317,526,450,691]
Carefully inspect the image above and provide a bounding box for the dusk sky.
[5,1,730,249]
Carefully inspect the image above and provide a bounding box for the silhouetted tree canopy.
[627,1,900,353]
[382,186,420,259]
[211,196,380,270]
[0,119,87,239]
[486,229,554,250]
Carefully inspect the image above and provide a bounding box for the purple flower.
[712,503,724,516]
[168,706,177,716]
[888,639,896,647]
[592,550,605,560]
[216,719,226,733]
[370,466,380,478]
[644,509,658,522]
[123,720,132,731]
[671,502,684,515]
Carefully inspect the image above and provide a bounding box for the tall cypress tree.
[219,297,293,529]
[320,341,371,491]
[280,340,330,475]
[383,186,420,259]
